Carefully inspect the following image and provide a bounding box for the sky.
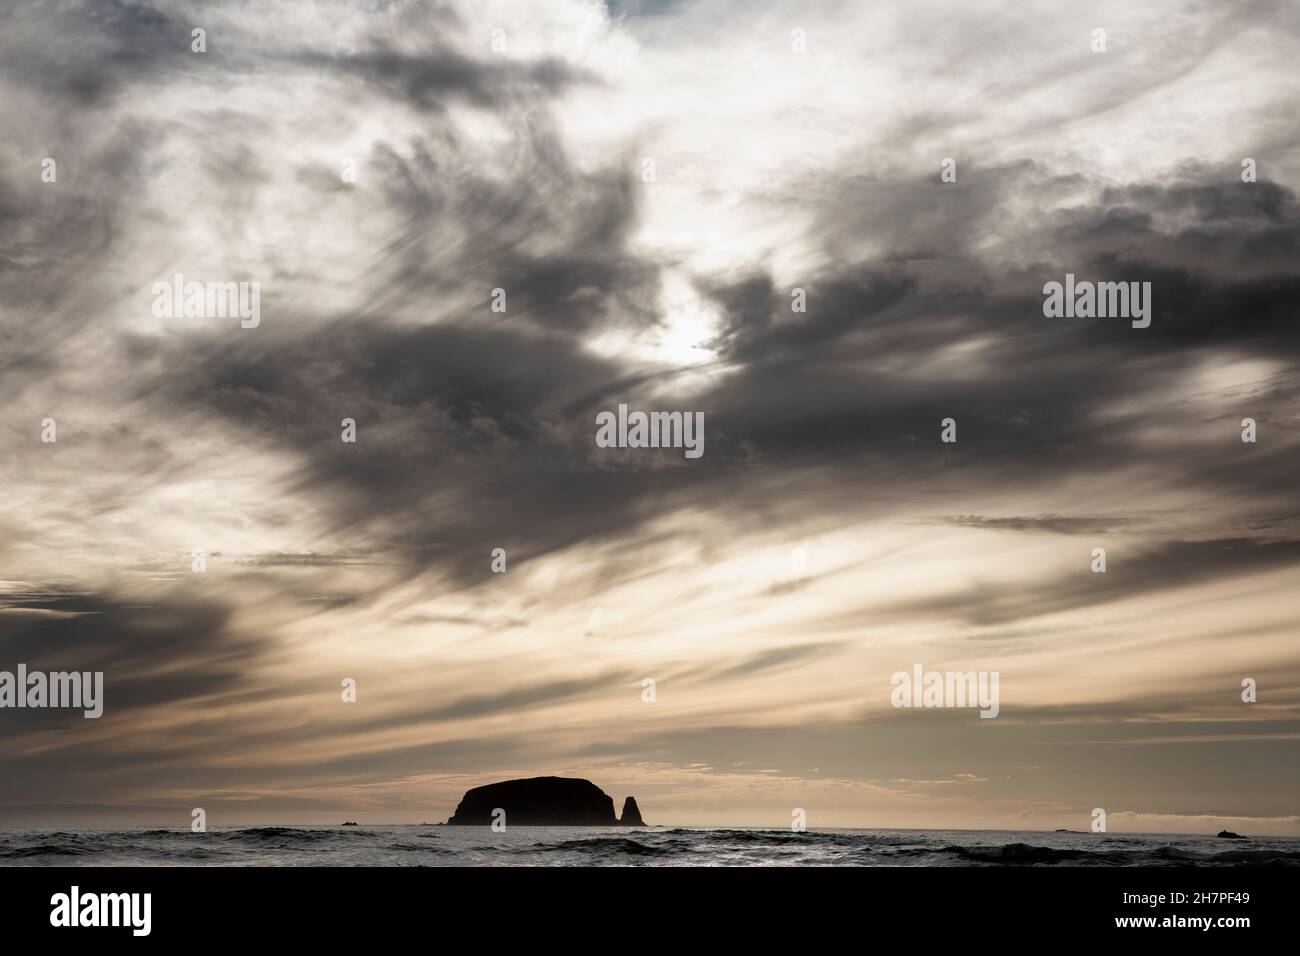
[1,0,1298,833]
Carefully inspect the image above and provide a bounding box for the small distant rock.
[1216,830,1246,839]
[341,821,359,826]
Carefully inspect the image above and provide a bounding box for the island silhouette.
[443,776,648,826]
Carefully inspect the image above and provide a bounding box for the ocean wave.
[0,843,87,858]
[659,828,885,845]
[219,827,356,845]
[1198,849,1300,866]
[3,828,1297,866]
[534,837,669,856]
[153,846,226,861]
[940,843,1110,865]
[383,842,453,853]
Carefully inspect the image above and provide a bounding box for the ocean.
[3,826,1298,866]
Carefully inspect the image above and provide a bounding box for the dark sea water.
[2,826,1298,866]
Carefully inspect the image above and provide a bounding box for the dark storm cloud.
[0,0,233,107]
[689,164,1300,497]
[357,121,654,332]
[104,95,671,585]
[351,670,642,731]
[86,665,643,762]
[0,582,635,808]
[606,0,688,18]
[881,537,1300,627]
[941,515,1144,535]
[808,161,1047,270]
[0,109,176,421]
[0,120,150,312]
[287,44,597,112]
[25,6,1294,560]
[4,12,1296,550]
[5,0,665,579]
[127,317,689,583]
[0,0,556,111]
[0,0,611,372]
[0,587,261,726]
[109,158,1300,594]
[691,641,847,682]
[236,550,389,567]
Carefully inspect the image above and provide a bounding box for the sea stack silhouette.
[444,776,647,826]
[618,796,645,826]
